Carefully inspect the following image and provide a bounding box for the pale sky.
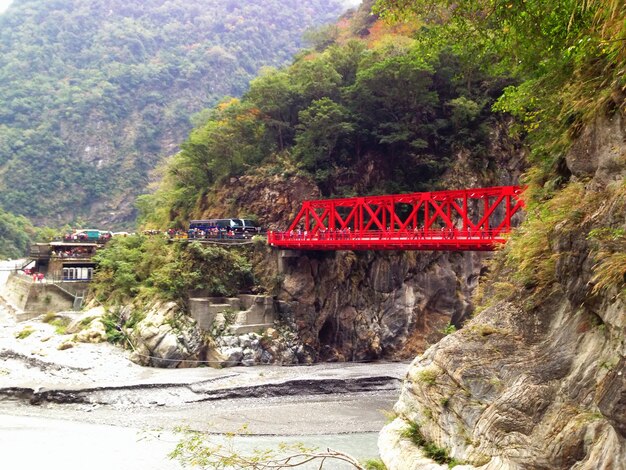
[0,0,12,14]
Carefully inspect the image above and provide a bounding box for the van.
[235,219,262,234]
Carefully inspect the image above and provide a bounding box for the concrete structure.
[30,242,99,281]
[189,294,277,334]
[1,273,88,321]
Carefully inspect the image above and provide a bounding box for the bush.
[417,367,439,386]
[101,312,125,344]
[363,459,387,470]
[50,317,70,335]
[90,235,255,308]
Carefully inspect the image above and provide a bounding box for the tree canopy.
[141,17,512,227]
[373,0,626,175]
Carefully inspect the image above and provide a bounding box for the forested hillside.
[140,0,516,229]
[0,0,349,227]
[0,208,37,259]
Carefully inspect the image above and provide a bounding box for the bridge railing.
[268,228,506,243]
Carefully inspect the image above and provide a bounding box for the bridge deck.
[268,230,506,251]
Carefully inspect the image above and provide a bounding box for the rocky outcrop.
[279,249,486,362]
[126,301,310,368]
[197,173,321,231]
[381,292,625,469]
[441,116,527,190]
[67,307,108,344]
[215,327,309,367]
[379,109,626,468]
[127,302,208,368]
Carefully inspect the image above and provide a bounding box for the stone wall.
[189,294,277,334]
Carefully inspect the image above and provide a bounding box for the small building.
[29,240,104,281]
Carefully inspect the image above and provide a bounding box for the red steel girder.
[274,186,525,251]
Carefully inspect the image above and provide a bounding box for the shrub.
[50,317,70,335]
[401,421,462,467]
[442,322,456,335]
[42,312,57,323]
[505,182,586,290]
[90,235,255,308]
[15,327,34,339]
[101,312,125,344]
[363,459,387,470]
[417,367,439,386]
[591,252,626,298]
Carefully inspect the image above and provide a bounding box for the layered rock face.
[278,250,487,361]
[379,111,626,468]
[126,249,488,366]
[196,173,321,231]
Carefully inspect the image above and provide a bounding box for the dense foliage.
[91,235,255,305]
[141,10,512,227]
[0,208,58,259]
[0,0,347,225]
[373,0,626,295]
[373,0,626,181]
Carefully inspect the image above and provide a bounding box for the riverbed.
[0,261,408,469]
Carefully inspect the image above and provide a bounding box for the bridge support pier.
[277,249,302,274]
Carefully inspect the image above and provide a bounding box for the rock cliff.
[379,110,626,468]
[278,249,486,361]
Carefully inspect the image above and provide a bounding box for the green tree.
[294,97,355,171]
[91,235,254,306]
[246,69,299,151]
[290,58,343,103]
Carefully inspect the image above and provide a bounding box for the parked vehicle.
[235,219,262,234]
[189,219,244,232]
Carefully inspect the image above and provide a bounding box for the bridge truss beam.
[268,186,525,251]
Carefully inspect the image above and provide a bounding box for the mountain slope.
[371,0,626,467]
[0,0,348,227]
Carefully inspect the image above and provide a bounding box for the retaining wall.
[1,273,86,321]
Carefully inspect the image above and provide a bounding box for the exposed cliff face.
[441,116,527,190]
[278,250,486,361]
[197,172,321,231]
[379,110,626,469]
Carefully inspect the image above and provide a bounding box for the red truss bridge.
[267,186,525,251]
